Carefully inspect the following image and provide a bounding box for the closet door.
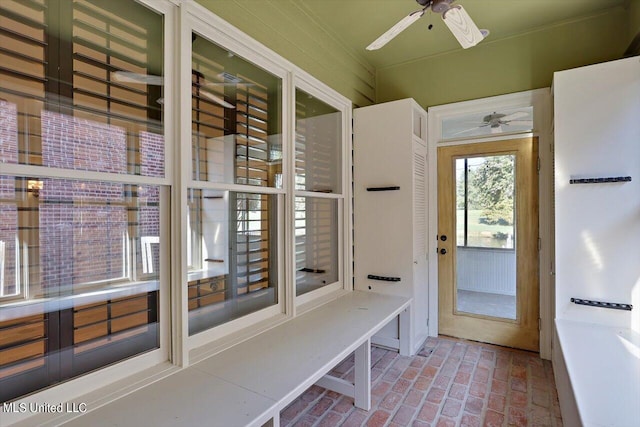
[412,140,429,334]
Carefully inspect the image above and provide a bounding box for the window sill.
[0,280,159,323]
[187,267,227,282]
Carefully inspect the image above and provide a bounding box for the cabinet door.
[412,140,429,333]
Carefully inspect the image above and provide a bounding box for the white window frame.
[180,5,290,355]
[292,75,353,312]
[0,231,23,301]
[180,2,353,359]
[3,1,354,422]
[2,1,175,424]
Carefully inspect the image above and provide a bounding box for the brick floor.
[281,336,563,426]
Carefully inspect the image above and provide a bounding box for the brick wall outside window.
[39,180,128,290]
[0,100,164,294]
[0,100,18,165]
[140,131,165,178]
[42,110,127,173]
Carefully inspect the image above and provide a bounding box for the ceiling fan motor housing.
[483,113,506,123]
[430,0,455,14]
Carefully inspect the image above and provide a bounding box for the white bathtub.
[553,319,640,427]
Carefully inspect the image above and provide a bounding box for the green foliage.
[459,155,515,226]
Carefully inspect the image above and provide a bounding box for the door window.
[455,155,516,319]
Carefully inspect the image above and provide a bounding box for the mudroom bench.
[59,291,411,427]
[553,319,640,427]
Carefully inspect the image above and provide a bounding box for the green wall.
[194,2,634,109]
[376,7,630,108]
[631,0,640,44]
[196,0,375,107]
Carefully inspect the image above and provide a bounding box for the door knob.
[440,235,447,241]
[439,248,447,255]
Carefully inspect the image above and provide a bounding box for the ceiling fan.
[453,111,533,136]
[112,70,247,109]
[367,0,488,51]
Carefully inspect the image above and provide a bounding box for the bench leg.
[354,338,371,410]
[263,413,280,427]
[399,306,411,356]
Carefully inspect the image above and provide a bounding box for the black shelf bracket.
[571,298,632,311]
[569,176,631,184]
[367,275,401,282]
[299,268,326,274]
[366,186,400,192]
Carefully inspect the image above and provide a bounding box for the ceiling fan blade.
[450,123,489,136]
[200,88,235,109]
[204,72,255,87]
[441,5,484,49]
[366,9,425,51]
[507,120,533,127]
[204,82,240,87]
[500,111,529,122]
[113,71,163,85]
[203,82,255,88]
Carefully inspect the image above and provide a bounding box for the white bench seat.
[62,291,411,427]
[64,369,276,427]
[554,319,640,427]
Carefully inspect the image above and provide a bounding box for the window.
[295,197,339,296]
[0,0,166,403]
[187,190,278,335]
[294,88,343,297]
[442,106,533,140]
[294,89,341,193]
[0,0,164,176]
[1,0,352,408]
[187,33,282,335]
[456,155,515,249]
[191,34,281,187]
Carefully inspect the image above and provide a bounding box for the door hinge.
[538,318,542,331]
[538,238,542,252]
[537,157,541,173]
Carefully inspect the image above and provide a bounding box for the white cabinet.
[553,56,640,328]
[353,98,429,354]
[553,56,640,427]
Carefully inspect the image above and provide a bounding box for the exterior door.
[437,137,539,351]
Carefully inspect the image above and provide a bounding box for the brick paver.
[282,336,563,426]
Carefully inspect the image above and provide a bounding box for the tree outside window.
[456,155,515,248]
